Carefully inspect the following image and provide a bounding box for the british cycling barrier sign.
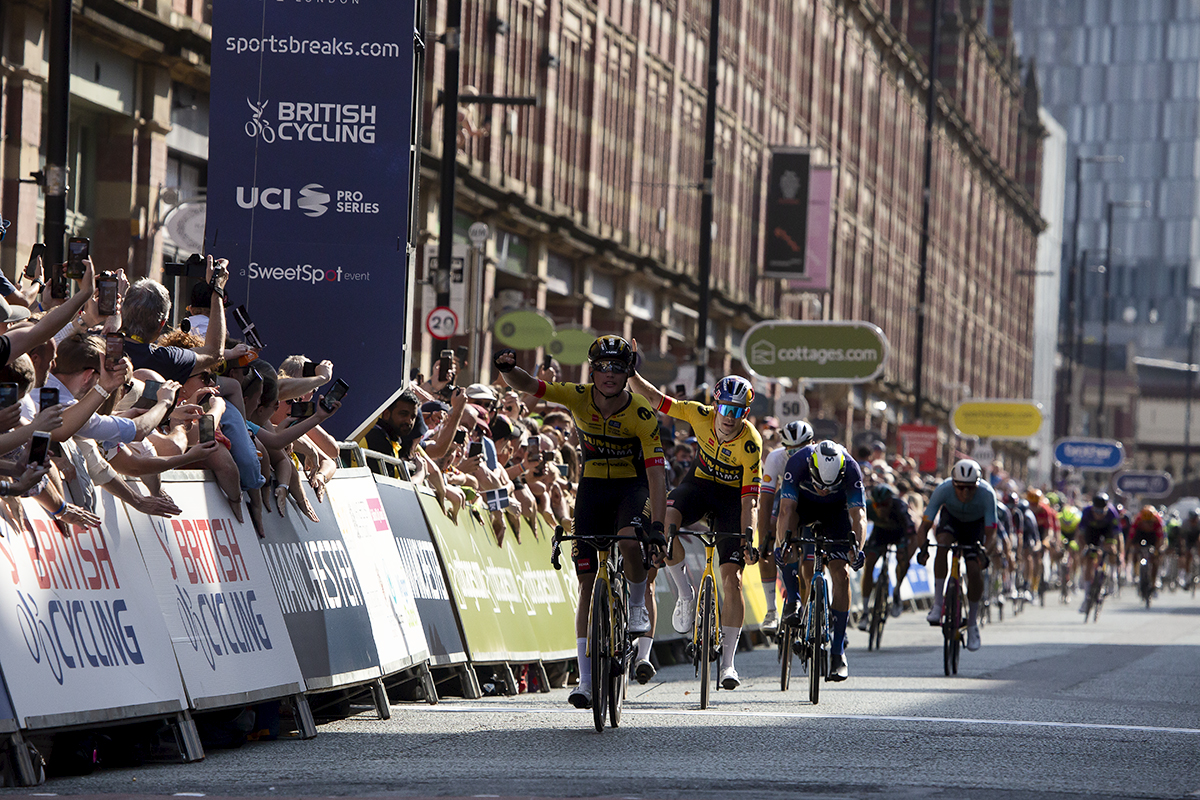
[741,320,889,383]
[1113,471,1172,497]
[951,400,1043,440]
[1053,438,1125,471]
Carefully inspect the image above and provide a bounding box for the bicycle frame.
[938,541,970,676]
[786,523,838,704]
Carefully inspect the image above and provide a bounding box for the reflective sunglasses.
[715,403,749,419]
[592,360,630,374]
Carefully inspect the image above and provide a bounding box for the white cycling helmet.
[713,375,754,407]
[951,458,982,485]
[781,420,814,448]
[809,440,846,488]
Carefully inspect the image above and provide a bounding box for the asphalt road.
[15,586,1200,800]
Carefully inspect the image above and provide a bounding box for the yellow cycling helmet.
[1059,505,1081,535]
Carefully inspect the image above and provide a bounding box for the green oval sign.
[741,320,890,383]
[493,310,554,350]
[548,328,595,366]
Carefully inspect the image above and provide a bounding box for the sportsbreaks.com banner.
[207,0,418,438]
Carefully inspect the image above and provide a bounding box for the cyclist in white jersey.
[755,420,814,633]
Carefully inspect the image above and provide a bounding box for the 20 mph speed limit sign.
[426,306,459,339]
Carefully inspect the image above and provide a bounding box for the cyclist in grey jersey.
[754,420,813,633]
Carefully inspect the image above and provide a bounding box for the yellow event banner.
[951,400,1043,440]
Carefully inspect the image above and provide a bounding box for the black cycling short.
[1082,525,1119,548]
[792,503,856,564]
[866,524,910,557]
[935,513,985,561]
[571,477,651,575]
[668,479,746,566]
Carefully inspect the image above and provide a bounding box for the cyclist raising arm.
[774,440,867,682]
[493,337,666,711]
[627,370,762,689]
[756,420,815,633]
[917,460,996,653]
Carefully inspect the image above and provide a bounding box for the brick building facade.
[416,0,1045,457]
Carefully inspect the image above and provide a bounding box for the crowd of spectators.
[0,250,343,537]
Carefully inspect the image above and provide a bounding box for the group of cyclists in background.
[492,336,1199,711]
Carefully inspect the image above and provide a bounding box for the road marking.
[424,705,1200,736]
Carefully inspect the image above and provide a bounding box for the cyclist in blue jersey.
[775,440,867,681]
[916,459,996,652]
[1078,492,1120,609]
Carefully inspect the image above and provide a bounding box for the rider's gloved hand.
[851,549,866,572]
[916,546,930,566]
[648,521,667,550]
[493,348,517,373]
[774,546,787,567]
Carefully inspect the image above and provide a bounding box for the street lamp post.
[1095,199,1147,437]
[1061,154,1122,438]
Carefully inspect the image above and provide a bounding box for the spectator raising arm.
[190,256,229,374]
[6,260,95,365]
[252,399,341,451]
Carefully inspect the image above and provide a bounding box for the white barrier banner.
[129,480,305,709]
[0,495,187,728]
[327,471,429,673]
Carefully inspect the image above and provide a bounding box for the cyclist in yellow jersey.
[628,367,761,690]
[493,336,666,710]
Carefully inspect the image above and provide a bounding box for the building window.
[497,232,528,274]
[589,270,615,308]
[629,284,655,320]
[547,252,574,295]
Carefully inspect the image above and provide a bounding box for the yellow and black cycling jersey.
[535,380,665,480]
[657,397,762,496]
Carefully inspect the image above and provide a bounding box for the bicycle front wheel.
[590,588,610,732]
[808,588,824,705]
[609,590,627,728]
[868,582,887,651]
[698,577,715,709]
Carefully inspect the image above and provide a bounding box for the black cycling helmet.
[1092,492,1110,508]
[870,483,897,505]
[587,335,634,370]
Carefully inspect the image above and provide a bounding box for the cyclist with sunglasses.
[493,336,666,710]
[626,371,762,690]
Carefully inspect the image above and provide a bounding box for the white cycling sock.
[721,626,741,670]
[762,581,777,612]
[934,580,945,606]
[636,636,653,661]
[576,637,591,686]
[666,561,694,599]
[629,579,647,608]
[968,600,980,625]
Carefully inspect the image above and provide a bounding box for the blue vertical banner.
[207,0,418,439]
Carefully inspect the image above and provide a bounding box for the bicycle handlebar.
[665,525,758,564]
[551,525,653,571]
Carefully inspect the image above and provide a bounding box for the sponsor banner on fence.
[502,515,578,661]
[375,480,466,666]
[0,495,187,729]
[128,480,305,709]
[257,483,382,691]
[417,493,539,663]
[206,0,418,439]
[327,470,429,673]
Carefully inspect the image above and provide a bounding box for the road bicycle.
[864,542,901,651]
[551,524,650,732]
[786,521,840,704]
[982,552,1005,625]
[666,524,755,710]
[1079,545,1107,623]
[1134,540,1156,609]
[923,540,973,677]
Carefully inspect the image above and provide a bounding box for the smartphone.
[455,345,469,364]
[200,392,213,411]
[27,431,51,467]
[288,400,316,419]
[198,414,216,443]
[437,349,453,382]
[0,384,17,409]
[65,237,89,280]
[25,243,46,280]
[453,429,467,445]
[104,333,124,372]
[320,378,349,412]
[134,380,162,410]
[543,355,554,370]
[232,306,264,350]
[302,360,318,378]
[210,261,229,293]
[555,463,569,478]
[467,441,484,459]
[409,367,422,382]
[675,383,686,396]
[39,387,59,412]
[96,272,119,316]
[49,263,68,299]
